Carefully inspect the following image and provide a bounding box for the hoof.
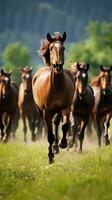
[31,137,36,142]
[67,137,74,148]
[48,153,54,164]
[3,137,8,144]
[53,145,59,154]
[104,139,110,146]
[77,147,82,154]
[59,139,67,149]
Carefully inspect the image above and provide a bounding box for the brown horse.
[32,32,74,163]
[70,63,95,153]
[90,65,112,146]
[0,69,18,142]
[18,66,41,142]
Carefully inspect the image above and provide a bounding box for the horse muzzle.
[102,89,106,95]
[79,92,86,100]
[24,89,31,95]
[54,64,63,73]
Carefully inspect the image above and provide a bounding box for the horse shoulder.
[18,83,25,106]
[32,68,51,110]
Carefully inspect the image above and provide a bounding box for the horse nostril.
[102,89,106,95]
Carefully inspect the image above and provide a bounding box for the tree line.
[1,21,112,84]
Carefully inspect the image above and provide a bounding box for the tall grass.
[0,120,112,200]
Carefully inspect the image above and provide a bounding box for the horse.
[0,69,19,142]
[32,32,74,163]
[90,65,112,146]
[70,62,95,153]
[18,66,42,142]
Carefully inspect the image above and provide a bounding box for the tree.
[65,21,112,80]
[1,42,31,84]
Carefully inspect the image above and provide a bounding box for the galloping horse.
[18,66,41,142]
[0,69,18,142]
[32,32,74,163]
[90,65,112,146]
[70,63,94,153]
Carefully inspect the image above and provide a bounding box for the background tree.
[65,21,112,80]
[1,42,31,84]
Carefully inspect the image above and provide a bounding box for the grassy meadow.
[0,120,112,200]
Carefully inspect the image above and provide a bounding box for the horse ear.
[62,32,66,42]
[86,63,89,71]
[47,33,53,42]
[9,71,12,76]
[100,65,104,71]
[76,63,80,70]
[29,67,33,73]
[1,69,5,75]
[110,65,112,71]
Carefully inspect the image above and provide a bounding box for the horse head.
[100,65,112,95]
[21,66,32,95]
[0,69,12,100]
[47,32,66,73]
[75,63,89,99]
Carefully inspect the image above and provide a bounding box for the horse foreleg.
[69,111,79,149]
[96,117,102,147]
[3,114,13,143]
[45,111,54,164]
[27,114,36,142]
[21,113,27,143]
[104,114,111,145]
[59,110,70,149]
[0,119,5,141]
[77,119,88,153]
[52,113,61,154]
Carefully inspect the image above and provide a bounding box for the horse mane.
[91,74,102,87]
[38,39,51,66]
[70,63,78,81]
[38,32,64,66]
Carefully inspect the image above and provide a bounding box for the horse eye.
[22,76,26,80]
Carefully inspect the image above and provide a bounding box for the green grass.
[0,121,112,200]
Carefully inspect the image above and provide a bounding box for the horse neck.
[50,66,64,87]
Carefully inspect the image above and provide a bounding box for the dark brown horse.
[70,63,95,153]
[18,66,41,142]
[0,69,18,142]
[32,32,74,163]
[90,65,112,146]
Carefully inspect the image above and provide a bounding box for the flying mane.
[91,74,102,87]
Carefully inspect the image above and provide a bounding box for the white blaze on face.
[26,74,30,79]
[4,77,9,82]
[54,42,61,48]
[82,73,86,78]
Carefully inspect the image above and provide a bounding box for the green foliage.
[1,42,31,84]
[65,22,112,79]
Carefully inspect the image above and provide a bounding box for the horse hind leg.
[104,115,111,145]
